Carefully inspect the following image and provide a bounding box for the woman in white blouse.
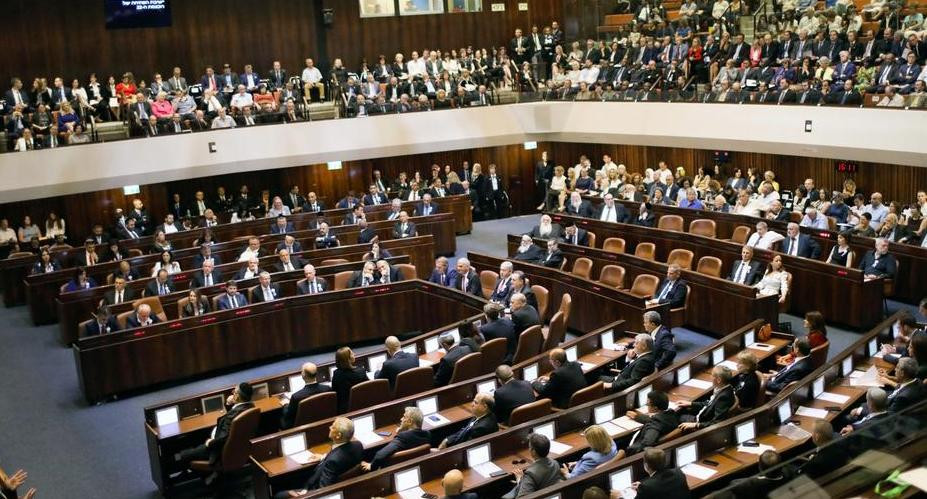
[45,212,66,241]
[755,255,789,303]
[151,250,181,277]
[546,166,569,210]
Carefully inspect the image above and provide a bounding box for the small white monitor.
[416,396,438,416]
[533,422,555,441]
[394,467,421,492]
[778,401,791,423]
[523,364,539,382]
[601,330,615,350]
[445,328,461,344]
[466,443,492,466]
[677,365,691,385]
[842,356,854,377]
[368,354,388,374]
[744,331,755,347]
[735,420,756,444]
[281,433,307,456]
[402,344,418,355]
[288,375,306,394]
[316,493,343,499]
[155,406,179,427]
[675,442,697,467]
[201,395,225,414]
[712,347,725,365]
[609,467,633,491]
[812,376,825,398]
[566,346,578,362]
[594,403,615,424]
[353,414,375,435]
[868,338,878,357]
[425,337,440,353]
[637,385,652,407]
[477,380,497,394]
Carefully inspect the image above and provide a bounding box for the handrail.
[753,0,768,39]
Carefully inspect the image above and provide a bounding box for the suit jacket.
[206,402,255,463]
[450,270,483,296]
[767,356,813,393]
[84,316,121,336]
[234,266,263,281]
[369,428,431,470]
[533,361,587,408]
[392,221,418,238]
[653,278,688,308]
[513,244,544,264]
[480,317,517,362]
[560,228,589,247]
[887,380,926,413]
[302,200,325,213]
[728,259,765,285]
[504,457,563,498]
[363,193,388,206]
[493,379,536,424]
[636,468,691,499]
[145,279,174,297]
[529,224,564,240]
[126,313,161,329]
[102,288,136,306]
[627,410,680,455]
[433,344,474,386]
[733,371,761,409]
[31,260,61,274]
[609,352,656,392]
[689,384,735,428]
[280,383,332,429]
[511,305,541,337]
[274,256,305,273]
[297,278,327,295]
[652,326,677,370]
[489,277,513,304]
[415,202,440,216]
[303,440,364,489]
[191,270,223,289]
[858,251,897,278]
[594,203,630,223]
[269,223,295,235]
[539,249,565,269]
[216,292,248,310]
[182,297,212,317]
[429,269,450,286]
[348,271,376,288]
[444,413,499,447]
[781,234,822,259]
[252,284,281,302]
[564,201,594,218]
[376,351,420,388]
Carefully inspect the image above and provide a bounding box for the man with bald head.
[280,362,332,429]
[450,257,482,296]
[532,348,588,408]
[441,469,478,499]
[510,292,541,338]
[492,365,536,424]
[126,303,160,328]
[275,417,364,495]
[375,336,420,388]
[191,259,223,288]
[439,393,499,449]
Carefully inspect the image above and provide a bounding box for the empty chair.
[293,391,338,427]
[557,293,572,330]
[508,398,552,427]
[568,381,605,408]
[695,256,723,277]
[347,379,391,412]
[689,219,717,238]
[320,258,349,266]
[571,258,593,280]
[480,270,499,299]
[512,325,544,364]
[727,225,752,244]
[559,258,568,271]
[634,242,656,261]
[385,443,431,467]
[542,311,566,352]
[480,338,508,372]
[449,352,484,383]
[598,264,626,289]
[666,284,691,330]
[657,215,684,232]
[333,270,353,290]
[395,264,417,281]
[393,367,435,399]
[628,274,660,298]
[666,249,694,270]
[188,407,260,482]
[810,341,829,369]
[127,248,144,258]
[602,237,626,254]
[586,231,597,248]
[531,285,549,319]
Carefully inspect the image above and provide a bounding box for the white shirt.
[746,231,784,250]
[755,191,781,211]
[230,92,254,109]
[211,115,236,129]
[599,204,619,222]
[302,67,323,83]
[238,248,260,262]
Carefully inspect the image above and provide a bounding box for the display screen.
[105,0,172,29]
[835,161,859,173]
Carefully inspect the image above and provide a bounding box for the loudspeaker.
[322,8,334,26]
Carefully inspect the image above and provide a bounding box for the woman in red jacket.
[779,311,827,365]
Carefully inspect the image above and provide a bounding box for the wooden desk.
[549,212,884,329]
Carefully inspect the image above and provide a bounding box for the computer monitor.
[416,396,438,416]
[609,467,633,491]
[288,375,306,394]
[744,330,755,347]
[565,346,578,362]
[868,338,878,357]
[368,353,388,374]
[735,420,756,444]
[353,414,375,435]
[637,385,652,407]
[812,376,825,398]
[444,328,461,344]
[155,406,179,427]
[778,401,792,423]
[201,394,225,414]
[393,467,421,493]
[677,365,691,385]
[280,433,307,456]
[402,344,418,355]
[675,442,697,467]
[533,422,555,441]
[842,356,853,377]
[594,403,615,424]
[252,383,269,400]
[523,364,539,382]
[600,330,615,350]
[477,380,497,394]
[466,443,492,466]
[424,337,439,353]
[712,347,725,365]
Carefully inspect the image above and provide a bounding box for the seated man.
[746,221,784,249]
[375,259,402,284]
[429,256,451,286]
[595,193,629,223]
[415,193,440,216]
[343,204,365,225]
[85,306,120,336]
[276,235,302,255]
[502,433,563,498]
[799,420,846,478]
[234,257,262,280]
[126,303,161,328]
[512,234,544,263]
[781,222,822,259]
[191,260,223,288]
[489,261,514,304]
[636,448,690,497]
[507,272,539,310]
[528,214,564,239]
[728,450,795,497]
[280,362,332,429]
[441,470,478,499]
[764,337,814,393]
[840,388,891,436]
[563,191,594,218]
[532,348,588,408]
[297,264,327,295]
[728,246,766,286]
[392,211,417,238]
[676,365,736,430]
[375,336,420,388]
[510,292,541,338]
[176,383,255,469]
[361,407,431,471]
[274,249,304,273]
[102,275,135,306]
[561,223,589,246]
[274,417,364,496]
[438,393,498,449]
[492,365,536,425]
[145,268,174,297]
[269,215,294,234]
[237,237,264,262]
[624,391,680,455]
[646,264,687,308]
[538,239,565,269]
[217,280,248,310]
[252,271,280,302]
[432,334,474,386]
[480,303,516,363]
[314,222,339,249]
[348,261,378,288]
[601,334,656,392]
[851,357,924,418]
[858,237,897,282]
[449,257,482,296]
[357,219,378,244]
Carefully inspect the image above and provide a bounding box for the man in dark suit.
[145,269,174,297]
[595,194,629,223]
[429,256,451,286]
[538,239,565,269]
[190,260,222,289]
[489,262,514,304]
[301,192,325,213]
[276,417,365,495]
[532,348,588,409]
[765,338,814,393]
[433,334,474,387]
[677,365,736,430]
[355,219,378,245]
[375,259,402,284]
[216,281,248,310]
[441,470,479,499]
[314,223,340,249]
[647,264,688,309]
[276,235,303,256]
[234,258,262,281]
[343,205,365,225]
[727,450,796,497]
[439,393,498,448]
[269,215,294,235]
[177,383,255,468]
[799,420,846,478]
[602,334,656,392]
[450,258,483,296]
[273,249,304,273]
[111,260,140,282]
[85,306,120,336]
[513,235,544,263]
[849,357,924,423]
[362,407,431,471]
[280,362,332,429]
[528,214,563,240]
[101,276,135,306]
[415,194,440,216]
[859,238,897,280]
[510,292,541,338]
[840,388,892,436]
[492,365,536,425]
[642,311,677,370]
[828,78,863,105]
[625,391,681,455]
[507,272,539,310]
[362,184,388,206]
[728,246,766,285]
[252,272,281,302]
[392,211,417,239]
[502,433,562,498]
[480,303,517,363]
[781,222,822,259]
[297,264,327,295]
[348,261,378,288]
[375,336,420,388]
[560,224,589,247]
[636,448,691,497]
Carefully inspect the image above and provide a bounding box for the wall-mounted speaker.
[322,8,334,26]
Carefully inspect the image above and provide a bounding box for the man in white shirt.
[230,85,254,112]
[302,58,325,100]
[407,51,426,79]
[862,192,889,231]
[745,221,784,249]
[800,208,830,230]
[579,59,600,85]
[238,237,262,262]
[754,182,781,211]
[732,190,761,217]
[211,107,236,129]
[255,271,279,302]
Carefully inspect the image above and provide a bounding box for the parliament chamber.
[2,1,927,498]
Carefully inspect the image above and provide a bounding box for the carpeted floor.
[0,215,918,498]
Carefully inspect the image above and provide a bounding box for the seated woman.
[732,351,761,410]
[545,166,568,211]
[150,92,173,120]
[31,249,59,274]
[181,288,211,317]
[150,230,173,254]
[253,85,277,111]
[18,216,42,243]
[826,232,855,268]
[849,212,876,238]
[562,425,617,478]
[755,255,789,304]
[151,250,181,277]
[779,311,828,366]
[331,346,368,414]
[63,267,97,292]
[56,101,81,142]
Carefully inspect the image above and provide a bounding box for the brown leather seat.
[508,398,552,426]
[657,215,684,232]
[7,251,34,259]
[480,270,499,299]
[568,381,604,408]
[385,443,431,467]
[667,284,691,329]
[333,270,353,290]
[115,310,133,329]
[106,273,115,285]
[727,225,752,244]
[348,379,391,412]
[586,231,597,248]
[634,242,656,261]
[480,338,508,371]
[339,463,364,481]
[598,264,625,289]
[395,263,417,281]
[666,248,694,270]
[513,325,544,364]
[189,407,260,474]
[210,294,221,312]
[293,391,337,427]
[571,258,593,280]
[531,284,549,320]
[449,352,484,383]
[810,341,829,369]
[557,293,572,328]
[602,237,626,254]
[689,219,717,238]
[176,296,191,318]
[542,311,566,352]
[132,296,167,321]
[695,256,723,277]
[128,248,144,258]
[77,319,92,337]
[628,274,659,298]
[394,367,435,399]
[559,258,568,271]
[320,258,349,267]
[245,285,260,304]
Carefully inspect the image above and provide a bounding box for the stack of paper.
[473,461,503,478]
[736,443,775,455]
[355,432,383,446]
[601,421,624,436]
[681,463,717,480]
[795,406,829,419]
[682,378,714,390]
[717,360,739,371]
[422,413,450,430]
[419,359,434,367]
[850,366,882,387]
[816,392,850,404]
[398,487,427,499]
[548,440,572,455]
[290,450,316,465]
[777,423,811,441]
[612,416,644,431]
[579,361,597,372]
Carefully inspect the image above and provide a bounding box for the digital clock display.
[835,161,858,173]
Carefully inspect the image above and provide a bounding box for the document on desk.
[601,421,624,437]
[850,366,882,387]
[579,361,597,372]
[898,467,927,492]
[355,431,383,446]
[398,487,427,499]
[682,378,714,390]
[736,443,776,455]
[717,360,739,370]
[816,392,850,404]
[795,406,829,419]
[681,463,717,480]
[548,440,573,456]
[612,416,643,431]
[777,423,811,441]
[422,413,450,430]
[419,358,434,367]
[472,461,503,478]
[290,450,316,465]
[747,342,776,351]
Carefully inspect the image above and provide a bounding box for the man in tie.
[596,194,628,223]
[274,249,303,273]
[268,60,287,89]
[764,338,814,393]
[217,281,248,310]
[416,193,440,216]
[191,260,222,288]
[428,256,450,286]
[438,393,499,448]
[252,272,280,302]
[363,184,386,206]
[859,238,898,281]
[451,257,482,296]
[839,388,891,436]
[376,260,401,284]
[728,246,766,285]
[85,306,120,336]
[126,303,161,328]
[624,391,681,455]
[489,261,514,303]
[392,211,417,239]
[647,264,688,308]
[560,224,589,247]
[540,239,565,269]
[145,269,173,297]
[386,199,403,221]
[102,276,135,306]
[782,223,822,258]
[297,264,327,295]
[348,261,377,288]
[602,334,657,392]
[676,366,737,430]
[301,191,324,213]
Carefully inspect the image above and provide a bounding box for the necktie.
[231,295,238,308]
[160,284,166,295]
[205,274,212,286]
[440,274,446,285]
[462,276,468,291]
[658,281,673,301]
[603,206,612,221]
[735,262,748,283]
[116,291,122,304]
[790,238,798,256]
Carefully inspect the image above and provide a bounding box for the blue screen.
[105,0,172,29]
